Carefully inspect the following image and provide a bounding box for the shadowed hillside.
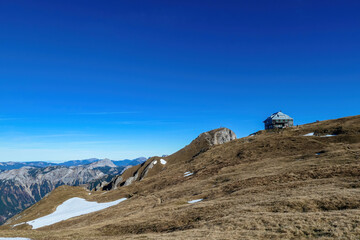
[1,115,360,239]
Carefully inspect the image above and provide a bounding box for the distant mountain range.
[0,157,147,171]
[0,157,146,224]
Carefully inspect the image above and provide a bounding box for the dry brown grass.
[1,115,360,239]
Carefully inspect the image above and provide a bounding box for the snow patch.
[153,160,157,165]
[160,159,167,165]
[0,238,32,240]
[27,197,126,229]
[321,134,337,137]
[188,199,203,204]
[12,222,25,227]
[184,172,193,177]
[304,132,337,137]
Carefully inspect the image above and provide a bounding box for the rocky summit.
[199,127,237,146]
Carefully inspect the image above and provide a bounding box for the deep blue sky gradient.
[0,1,359,161]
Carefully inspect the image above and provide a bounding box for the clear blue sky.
[0,0,359,162]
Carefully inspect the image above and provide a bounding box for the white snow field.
[0,238,32,240]
[184,171,193,177]
[12,222,25,227]
[27,197,126,229]
[304,132,337,137]
[303,132,314,136]
[188,199,203,204]
[160,159,167,165]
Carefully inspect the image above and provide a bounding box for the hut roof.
[264,111,293,122]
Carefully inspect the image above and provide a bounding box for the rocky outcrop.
[87,159,117,169]
[200,128,237,146]
[102,128,236,191]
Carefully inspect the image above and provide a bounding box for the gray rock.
[199,128,237,146]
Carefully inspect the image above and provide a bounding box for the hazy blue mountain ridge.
[0,157,147,171]
[0,157,147,224]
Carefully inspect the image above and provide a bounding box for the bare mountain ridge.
[1,115,360,239]
[102,127,236,190]
[0,157,147,171]
[87,159,117,169]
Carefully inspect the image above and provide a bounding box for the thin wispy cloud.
[0,117,24,121]
[1,133,97,142]
[74,111,140,115]
[0,141,101,148]
[30,133,95,138]
[115,120,181,125]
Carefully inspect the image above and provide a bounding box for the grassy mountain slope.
[1,115,360,239]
